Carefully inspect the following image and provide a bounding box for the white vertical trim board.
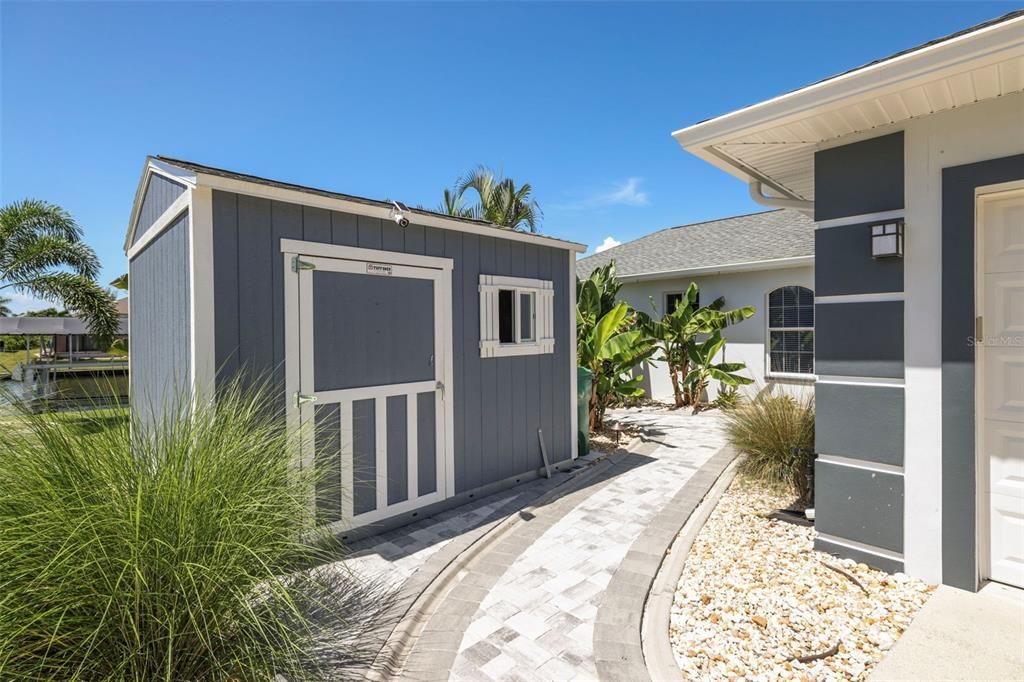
[569,252,579,460]
[441,267,455,497]
[188,187,216,399]
[339,400,354,523]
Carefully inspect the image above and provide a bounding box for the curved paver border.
[366,438,644,680]
[593,445,738,681]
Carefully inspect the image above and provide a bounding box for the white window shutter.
[479,277,500,358]
[539,287,555,353]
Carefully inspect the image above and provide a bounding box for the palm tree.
[0,200,118,345]
[440,166,542,232]
[0,296,11,317]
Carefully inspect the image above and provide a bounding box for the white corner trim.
[189,168,586,253]
[278,238,453,271]
[816,375,905,387]
[817,454,904,476]
[123,159,198,251]
[618,255,814,283]
[816,292,904,304]
[569,251,579,460]
[816,533,904,563]
[188,187,216,399]
[126,192,190,260]
[815,209,905,230]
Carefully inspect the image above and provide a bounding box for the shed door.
[289,252,451,530]
[979,187,1024,589]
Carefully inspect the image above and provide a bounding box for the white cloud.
[594,236,621,254]
[553,177,650,210]
[597,177,649,207]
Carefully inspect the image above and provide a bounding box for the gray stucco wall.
[132,174,187,246]
[209,190,573,499]
[813,132,906,572]
[129,211,191,423]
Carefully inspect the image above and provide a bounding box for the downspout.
[748,180,814,214]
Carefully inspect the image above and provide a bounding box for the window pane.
[666,293,683,314]
[798,305,814,327]
[520,292,535,342]
[498,289,515,343]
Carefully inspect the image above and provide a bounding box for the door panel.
[312,271,435,392]
[981,188,1024,588]
[288,250,451,531]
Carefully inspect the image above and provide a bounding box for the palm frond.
[0,199,81,244]
[13,273,119,346]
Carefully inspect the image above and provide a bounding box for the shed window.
[767,285,814,376]
[480,275,554,357]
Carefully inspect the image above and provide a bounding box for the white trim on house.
[126,193,190,260]
[188,187,216,399]
[816,375,905,387]
[816,532,905,563]
[617,255,814,283]
[816,209,906,230]
[815,292,904,304]
[671,13,1024,201]
[818,454,904,476]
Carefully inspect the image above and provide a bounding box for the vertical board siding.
[211,190,573,496]
[129,211,191,422]
[132,174,187,245]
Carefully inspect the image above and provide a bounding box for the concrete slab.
[870,582,1024,681]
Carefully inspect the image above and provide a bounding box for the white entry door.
[979,187,1024,588]
[284,243,454,532]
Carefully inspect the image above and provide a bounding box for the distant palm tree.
[0,296,11,317]
[440,166,542,232]
[0,200,118,344]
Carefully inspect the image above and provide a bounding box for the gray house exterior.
[674,11,1024,591]
[125,157,585,537]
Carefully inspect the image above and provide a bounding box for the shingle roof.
[577,209,814,279]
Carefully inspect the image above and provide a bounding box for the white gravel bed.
[670,477,934,681]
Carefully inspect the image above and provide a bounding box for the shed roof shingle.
[577,209,814,279]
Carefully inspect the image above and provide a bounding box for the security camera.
[391,201,410,228]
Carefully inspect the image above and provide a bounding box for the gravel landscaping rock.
[670,477,934,681]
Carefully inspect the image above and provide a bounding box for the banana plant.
[640,282,755,408]
[684,332,754,413]
[577,298,655,430]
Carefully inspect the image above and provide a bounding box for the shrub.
[0,382,392,681]
[723,391,815,506]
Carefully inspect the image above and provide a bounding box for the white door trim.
[283,243,455,531]
[975,183,1024,586]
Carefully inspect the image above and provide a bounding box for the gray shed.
[124,157,585,535]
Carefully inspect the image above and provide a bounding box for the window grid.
[767,285,814,376]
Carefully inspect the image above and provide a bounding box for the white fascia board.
[671,16,1024,149]
[617,255,814,283]
[190,170,587,253]
[123,158,198,252]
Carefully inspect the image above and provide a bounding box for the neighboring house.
[124,156,585,538]
[673,10,1024,591]
[577,209,815,401]
[0,316,129,358]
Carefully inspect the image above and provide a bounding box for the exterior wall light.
[871,220,903,259]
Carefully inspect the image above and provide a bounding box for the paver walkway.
[399,408,730,681]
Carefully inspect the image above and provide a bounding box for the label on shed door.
[366,263,393,276]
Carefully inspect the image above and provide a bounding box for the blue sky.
[1,1,1015,312]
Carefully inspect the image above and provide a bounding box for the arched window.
[767,285,814,375]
